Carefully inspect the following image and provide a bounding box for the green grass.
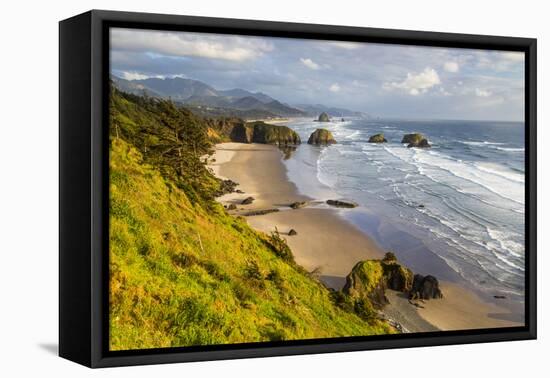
[109,138,393,350]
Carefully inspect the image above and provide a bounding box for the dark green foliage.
[353,298,377,321]
[382,252,397,262]
[244,260,264,281]
[109,84,220,202]
[265,229,295,263]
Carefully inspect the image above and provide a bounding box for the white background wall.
[0,0,546,376]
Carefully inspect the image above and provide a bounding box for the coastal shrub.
[264,229,295,263]
[382,252,397,262]
[353,298,377,322]
[244,260,264,281]
[266,269,284,288]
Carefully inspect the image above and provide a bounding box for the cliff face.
[227,123,254,143]
[250,122,301,145]
[220,121,301,145]
[307,128,337,145]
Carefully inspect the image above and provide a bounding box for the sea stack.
[368,133,388,143]
[402,133,431,148]
[317,112,330,122]
[308,128,337,145]
[343,252,414,308]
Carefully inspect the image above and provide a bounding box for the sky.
[110,27,525,121]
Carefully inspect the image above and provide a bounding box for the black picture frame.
[59,9,537,368]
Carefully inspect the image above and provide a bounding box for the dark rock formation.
[227,203,237,210]
[229,123,255,143]
[290,201,307,209]
[288,229,298,236]
[326,199,357,208]
[317,112,330,122]
[342,252,442,320]
[409,274,443,300]
[307,129,337,145]
[343,252,413,309]
[383,258,414,292]
[251,122,301,145]
[343,260,389,308]
[402,133,424,144]
[241,196,255,205]
[402,133,431,148]
[224,121,301,145]
[408,139,431,148]
[243,208,280,216]
[368,133,388,143]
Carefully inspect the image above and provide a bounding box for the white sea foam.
[460,140,505,146]
[412,149,525,206]
[495,147,525,152]
[345,130,361,140]
[287,118,525,297]
[474,162,524,184]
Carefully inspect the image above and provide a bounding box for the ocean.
[283,118,525,302]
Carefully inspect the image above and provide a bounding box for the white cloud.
[329,41,360,50]
[111,28,273,61]
[444,61,460,72]
[475,88,492,97]
[118,71,187,81]
[120,71,151,80]
[300,58,320,70]
[329,83,341,92]
[383,67,441,95]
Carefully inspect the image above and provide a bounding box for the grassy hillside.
[109,88,393,350]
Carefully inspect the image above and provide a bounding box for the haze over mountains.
[111,75,369,120]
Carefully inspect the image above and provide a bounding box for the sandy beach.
[209,143,383,279]
[209,142,523,332]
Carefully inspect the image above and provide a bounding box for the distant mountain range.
[294,104,367,118]
[111,75,370,119]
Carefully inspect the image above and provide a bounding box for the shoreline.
[209,142,523,332]
[209,143,384,278]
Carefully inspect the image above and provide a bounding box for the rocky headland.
[222,120,301,145]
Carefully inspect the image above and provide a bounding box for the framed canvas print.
[59,10,537,368]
